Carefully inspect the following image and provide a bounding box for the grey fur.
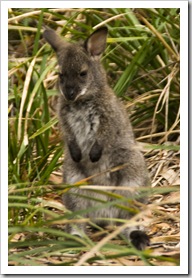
[43,27,150,250]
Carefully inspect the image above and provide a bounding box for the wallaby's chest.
[66,104,100,151]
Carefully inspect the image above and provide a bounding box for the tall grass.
[8,8,180,266]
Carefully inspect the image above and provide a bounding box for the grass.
[8,8,180,267]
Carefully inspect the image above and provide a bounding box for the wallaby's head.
[43,27,108,102]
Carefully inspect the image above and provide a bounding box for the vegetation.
[8,8,180,266]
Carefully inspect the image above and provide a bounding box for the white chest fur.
[67,104,100,154]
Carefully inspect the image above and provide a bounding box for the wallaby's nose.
[66,87,75,101]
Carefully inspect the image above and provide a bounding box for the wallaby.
[43,27,150,250]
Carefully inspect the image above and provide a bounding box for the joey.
[44,27,150,250]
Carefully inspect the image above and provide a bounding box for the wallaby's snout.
[59,73,82,102]
[65,86,75,101]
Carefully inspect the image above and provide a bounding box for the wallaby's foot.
[130,230,150,250]
[66,224,86,238]
[71,230,84,238]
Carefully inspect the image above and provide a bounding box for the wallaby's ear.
[85,27,108,57]
[43,29,65,52]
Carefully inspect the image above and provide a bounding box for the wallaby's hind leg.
[62,159,88,237]
[109,147,150,250]
[117,200,150,250]
[62,190,87,237]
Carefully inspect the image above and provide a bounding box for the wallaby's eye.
[79,70,87,77]
[58,73,65,83]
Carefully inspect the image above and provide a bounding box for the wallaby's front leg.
[89,140,103,162]
[68,139,82,163]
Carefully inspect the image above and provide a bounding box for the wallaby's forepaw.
[89,141,103,162]
[130,230,150,250]
[68,140,82,162]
